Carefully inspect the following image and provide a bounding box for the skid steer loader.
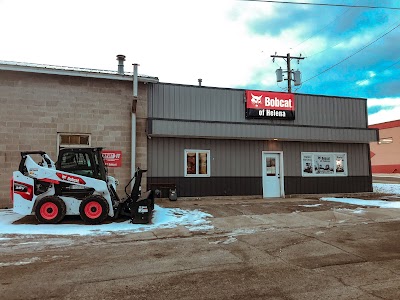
[11,148,154,224]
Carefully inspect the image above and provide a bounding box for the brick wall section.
[0,70,149,208]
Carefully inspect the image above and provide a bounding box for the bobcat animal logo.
[250,93,262,107]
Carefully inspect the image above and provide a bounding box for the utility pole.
[271,53,304,93]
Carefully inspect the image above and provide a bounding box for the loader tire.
[79,195,109,225]
[35,196,66,224]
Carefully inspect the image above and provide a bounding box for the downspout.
[131,63,139,190]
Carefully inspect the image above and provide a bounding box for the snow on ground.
[299,204,322,208]
[322,182,400,208]
[321,197,400,208]
[373,183,400,195]
[0,205,213,236]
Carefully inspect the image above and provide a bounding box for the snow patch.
[0,205,213,236]
[299,204,322,208]
[321,198,400,209]
[373,183,400,195]
[0,257,40,267]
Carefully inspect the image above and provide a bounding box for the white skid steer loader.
[11,148,154,224]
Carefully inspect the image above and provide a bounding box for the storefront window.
[301,152,348,177]
[184,149,210,177]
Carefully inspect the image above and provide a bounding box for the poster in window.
[266,158,276,176]
[315,154,334,174]
[186,153,196,174]
[335,154,346,174]
[302,154,313,175]
[199,153,208,174]
[301,152,348,177]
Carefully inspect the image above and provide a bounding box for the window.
[58,133,91,151]
[301,152,348,177]
[184,149,210,177]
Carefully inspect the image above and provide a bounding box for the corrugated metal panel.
[150,119,378,143]
[148,137,265,177]
[148,83,369,128]
[282,142,370,176]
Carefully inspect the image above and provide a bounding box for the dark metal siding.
[149,83,369,128]
[148,83,377,143]
[149,119,377,143]
[148,137,265,177]
[284,176,373,195]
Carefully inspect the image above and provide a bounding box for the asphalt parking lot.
[1,193,400,300]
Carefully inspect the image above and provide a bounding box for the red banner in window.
[102,150,122,167]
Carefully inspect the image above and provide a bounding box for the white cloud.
[368,107,400,125]
[356,79,370,86]
[367,97,400,107]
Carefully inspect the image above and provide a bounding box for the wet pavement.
[1,195,400,299]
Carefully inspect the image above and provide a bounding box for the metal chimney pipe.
[116,54,126,74]
[198,78,202,86]
[133,64,139,97]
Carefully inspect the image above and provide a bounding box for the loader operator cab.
[56,147,107,181]
[55,147,108,199]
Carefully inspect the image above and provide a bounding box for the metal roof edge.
[0,61,159,83]
[155,82,367,101]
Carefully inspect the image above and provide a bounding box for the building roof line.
[369,119,400,130]
[0,60,159,83]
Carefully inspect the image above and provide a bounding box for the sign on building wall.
[245,90,295,120]
[301,152,348,177]
[102,150,122,167]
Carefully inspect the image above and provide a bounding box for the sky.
[0,182,399,237]
[0,0,399,124]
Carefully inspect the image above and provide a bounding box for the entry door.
[262,152,281,198]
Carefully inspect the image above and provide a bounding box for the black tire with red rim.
[79,195,109,225]
[35,196,66,224]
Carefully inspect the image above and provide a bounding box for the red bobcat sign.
[102,150,122,167]
[245,90,295,120]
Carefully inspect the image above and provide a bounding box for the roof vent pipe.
[198,78,202,86]
[116,54,126,74]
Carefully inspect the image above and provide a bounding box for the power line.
[289,7,352,51]
[307,17,400,59]
[237,0,400,10]
[303,21,400,84]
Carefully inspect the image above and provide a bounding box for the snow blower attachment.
[11,148,154,224]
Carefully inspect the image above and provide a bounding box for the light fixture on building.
[378,137,393,144]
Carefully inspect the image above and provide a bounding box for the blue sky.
[0,0,399,124]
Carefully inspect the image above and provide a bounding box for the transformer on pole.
[271,53,304,92]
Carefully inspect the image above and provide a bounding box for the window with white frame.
[184,149,210,177]
[301,152,348,177]
[58,133,91,151]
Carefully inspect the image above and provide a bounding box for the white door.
[262,152,281,198]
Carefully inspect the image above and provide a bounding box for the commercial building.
[147,83,378,197]
[0,58,158,208]
[369,120,400,173]
[0,59,378,207]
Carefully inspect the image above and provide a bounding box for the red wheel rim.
[84,201,102,219]
[40,202,58,220]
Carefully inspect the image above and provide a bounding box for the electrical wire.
[290,7,352,51]
[302,21,400,84]
[237,0,400,10]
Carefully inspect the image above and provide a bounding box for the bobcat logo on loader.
[56,172,86,185]
[250,93,263,107]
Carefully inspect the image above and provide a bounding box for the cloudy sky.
[1,0,399,124]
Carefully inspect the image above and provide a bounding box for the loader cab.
[55,147,108,199]
[56,147,108,182]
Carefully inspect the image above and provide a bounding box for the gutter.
[0,61,159,83]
